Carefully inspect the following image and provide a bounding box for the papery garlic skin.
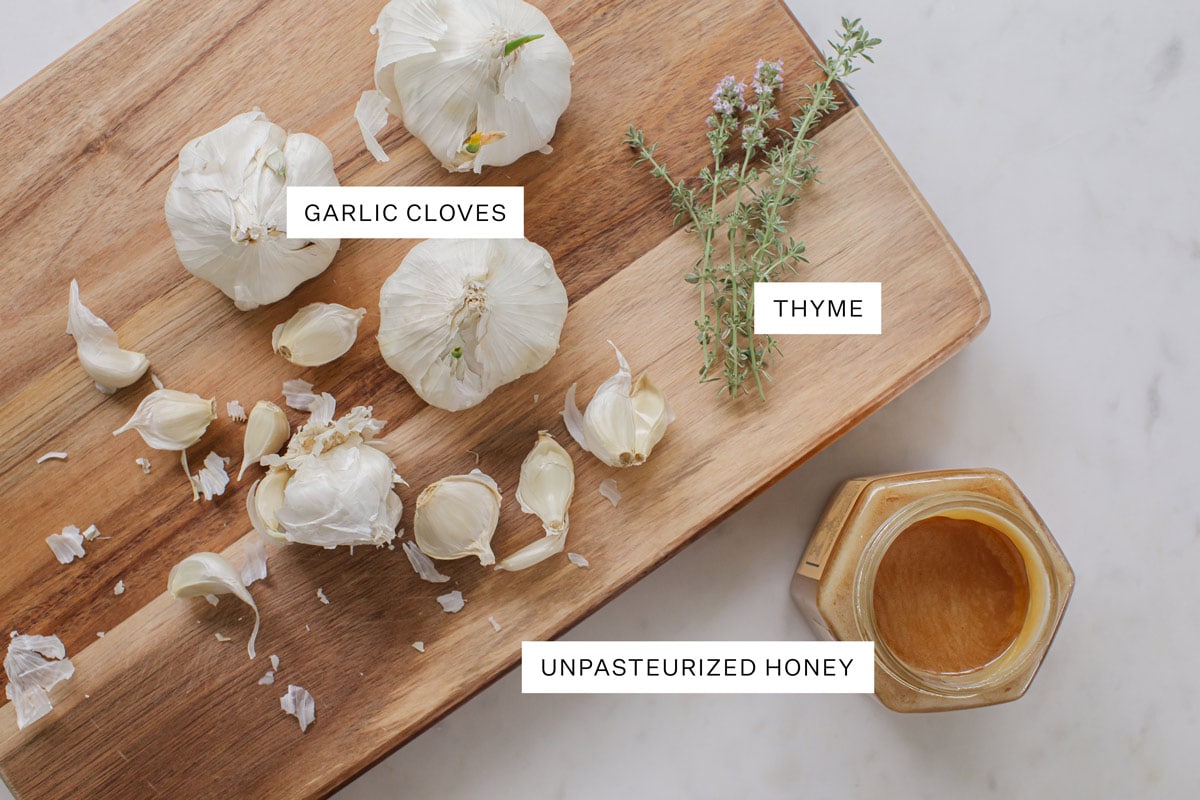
[5,632,75,730]
[168,552,260,659]
[113,389,217,451]
[165,110,340,311]
[238,401,290,480]
[67,279,149,392]
[378,238,567,411]
[370,0,573,172]
[563,342,674,467]
[272,303,366,367]
[252,394,403,548]
[414,470,501,565]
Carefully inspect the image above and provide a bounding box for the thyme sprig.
[625,18,880,398]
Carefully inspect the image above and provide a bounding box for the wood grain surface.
[0,0,987,797]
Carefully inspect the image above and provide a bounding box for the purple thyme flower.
[751,59,784,96]
[710,75,747,117]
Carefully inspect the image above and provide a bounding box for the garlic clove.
[272,303,366,367]
[414,470,502,565]
[113,388,216,451]
[238,401,290,480]
[498,431,574,571]
[564,342,672,468]
[514,431,574,534]
[630,373,674,464]
[66,279,150,392]
[247,468,290,543]
[168,552,260,659]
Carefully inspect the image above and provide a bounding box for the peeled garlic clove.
[247,468,290,543]
[564,342,671,468]
[113,388,216,451]
[238,401,290,480]
[164,110,340,311]
[515,432,574,534]
[370,0,573,172]
[168,552,260,659]
[378,239,567,411]
[414,470,502,565]
[272,303,366,367]
[66,279,149,392]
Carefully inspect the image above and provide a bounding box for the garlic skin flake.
[497,432,574,572]
[168,552,260,659]
[414,470,501,565]
[564,342,674,468]
[379,238,567,411]
[67,279,150,392]
[370,0,573,172]
[280,684,316,732]
[164,110,340,311]
[272,303,366,367]
[113,389,216,451]
[5,632,75,730]
[238,400,290,480]
[46,525,85,564]
[251,394,403,549]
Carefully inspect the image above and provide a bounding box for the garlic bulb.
[164,110,340,311]
[272,303,366,367]
[414,469,502,565]
[250,393,403,548]
[168,552,260,659]
[563,342,674,467]
[497,431,573,571]
[238,400,290,480]
[67,279,149,393]
[114,389,217,451]
[367,0,573,172]
[378,238,567,411]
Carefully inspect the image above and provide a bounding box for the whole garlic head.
[165,110,341,311]
[414,470,502,565]
[378,238,567,411]
[563,342,674,468]
[272,303,366,367]
[368,0,573,172]
[249,393,403,548]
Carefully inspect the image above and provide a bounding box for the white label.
[521,641,874,694]
[754,282,882,334]
[285,186,524,239]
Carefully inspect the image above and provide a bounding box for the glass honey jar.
[791,468,1073,712]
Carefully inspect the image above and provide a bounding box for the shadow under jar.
[791,469,1074,712]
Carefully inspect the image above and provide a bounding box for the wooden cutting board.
[0,0,987,797]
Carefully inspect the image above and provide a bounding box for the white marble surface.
[3,0,1198,797]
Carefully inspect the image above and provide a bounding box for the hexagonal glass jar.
[791,468,1073,712]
